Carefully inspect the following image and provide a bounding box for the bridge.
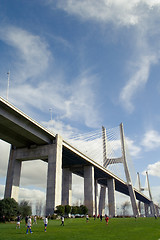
[0,97,158,217]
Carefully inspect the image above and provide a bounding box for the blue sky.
[0,0,160,209]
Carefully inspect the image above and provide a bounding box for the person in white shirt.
[44,216,48,232]
[26,216,32,234]
[86,214,89,222]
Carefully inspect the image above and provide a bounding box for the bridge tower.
[99,123,140,217]
[137,171,157,216]
[99,126,116,217]
[146,171,156,216]
[120,123,140,217]
[137,172,142,214]
[138,171,157,216]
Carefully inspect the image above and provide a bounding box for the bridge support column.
[84,166,95,216]
[149,201,155,216]
[62,168,72,206]
[138,201,141,215]
[144,203,149,217]
[128,184,139,217]
[4,145,22,202]
[155,205,159,217]
[108,178,116,217]
[46,135,63,216]
[99,185,106,216]
[95,179,98,216]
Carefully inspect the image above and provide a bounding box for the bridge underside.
[0,98,55,148]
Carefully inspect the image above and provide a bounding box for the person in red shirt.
[105,215,109,225]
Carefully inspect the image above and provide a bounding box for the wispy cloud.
[6,69,100,128]
[49,0,160,113]
[53,0,141,26]
[0,24,100,128]
[120,54,158,112]
[0,25,51,83]
[52,0,160,27]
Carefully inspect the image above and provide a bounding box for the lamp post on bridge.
[6,71,10,101]
[49,108,53,121]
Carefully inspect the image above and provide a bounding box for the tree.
[19,200,32,218]
[80,205,88,215]
[0,198,19,221]
[56,205,65,215]
[71,206,77,215]
[65,205,71,215]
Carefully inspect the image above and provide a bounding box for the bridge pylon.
[146,171,156,216]
[137,171,156,217]
[99,123,140,217]
[120,123,140,217]
[137,172,142,214]
[99,126,116,217]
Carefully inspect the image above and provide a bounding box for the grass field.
[0,217,160,240]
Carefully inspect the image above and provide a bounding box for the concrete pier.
[46,135,63,215]
[94,179,98,216]
[62,168,72,206]
[144,203,149,216]
[4,134,63,216]
[99,185,106,216]
[4,146,22,202]
[108,178,116,217]
[149,201,155,216]
[84,166,95,216]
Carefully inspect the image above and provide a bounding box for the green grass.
[1,217,160,240]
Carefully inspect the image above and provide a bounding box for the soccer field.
[0,217,160,240]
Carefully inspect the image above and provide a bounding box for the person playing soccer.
[16,215,21,229]
[86,214,89,222]
[60,216,64,226]
[44,216,48,232]
[26,216,33,234]
[105,215,109,225]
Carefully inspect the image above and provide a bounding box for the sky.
[0,0,160,213]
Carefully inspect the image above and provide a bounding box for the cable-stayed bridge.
[0,97,158,217]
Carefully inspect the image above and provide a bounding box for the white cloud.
[52,0,160,27]
[141,130,160,150]
[6,69,100,128]
[42,119,79,139]
[0,24,100,128]
[20,160,47,188]
[63,72,100,127]
[126,137,141,157]
[142,161,160,178]
[0,184,5,199]
[0,184,45,202]
[151,185,160,204]
[48,0,160,112]
[0,25,51,83]
[120,54,158,112]
[0,140,10,177]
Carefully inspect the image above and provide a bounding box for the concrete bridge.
[0,97,158,217]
